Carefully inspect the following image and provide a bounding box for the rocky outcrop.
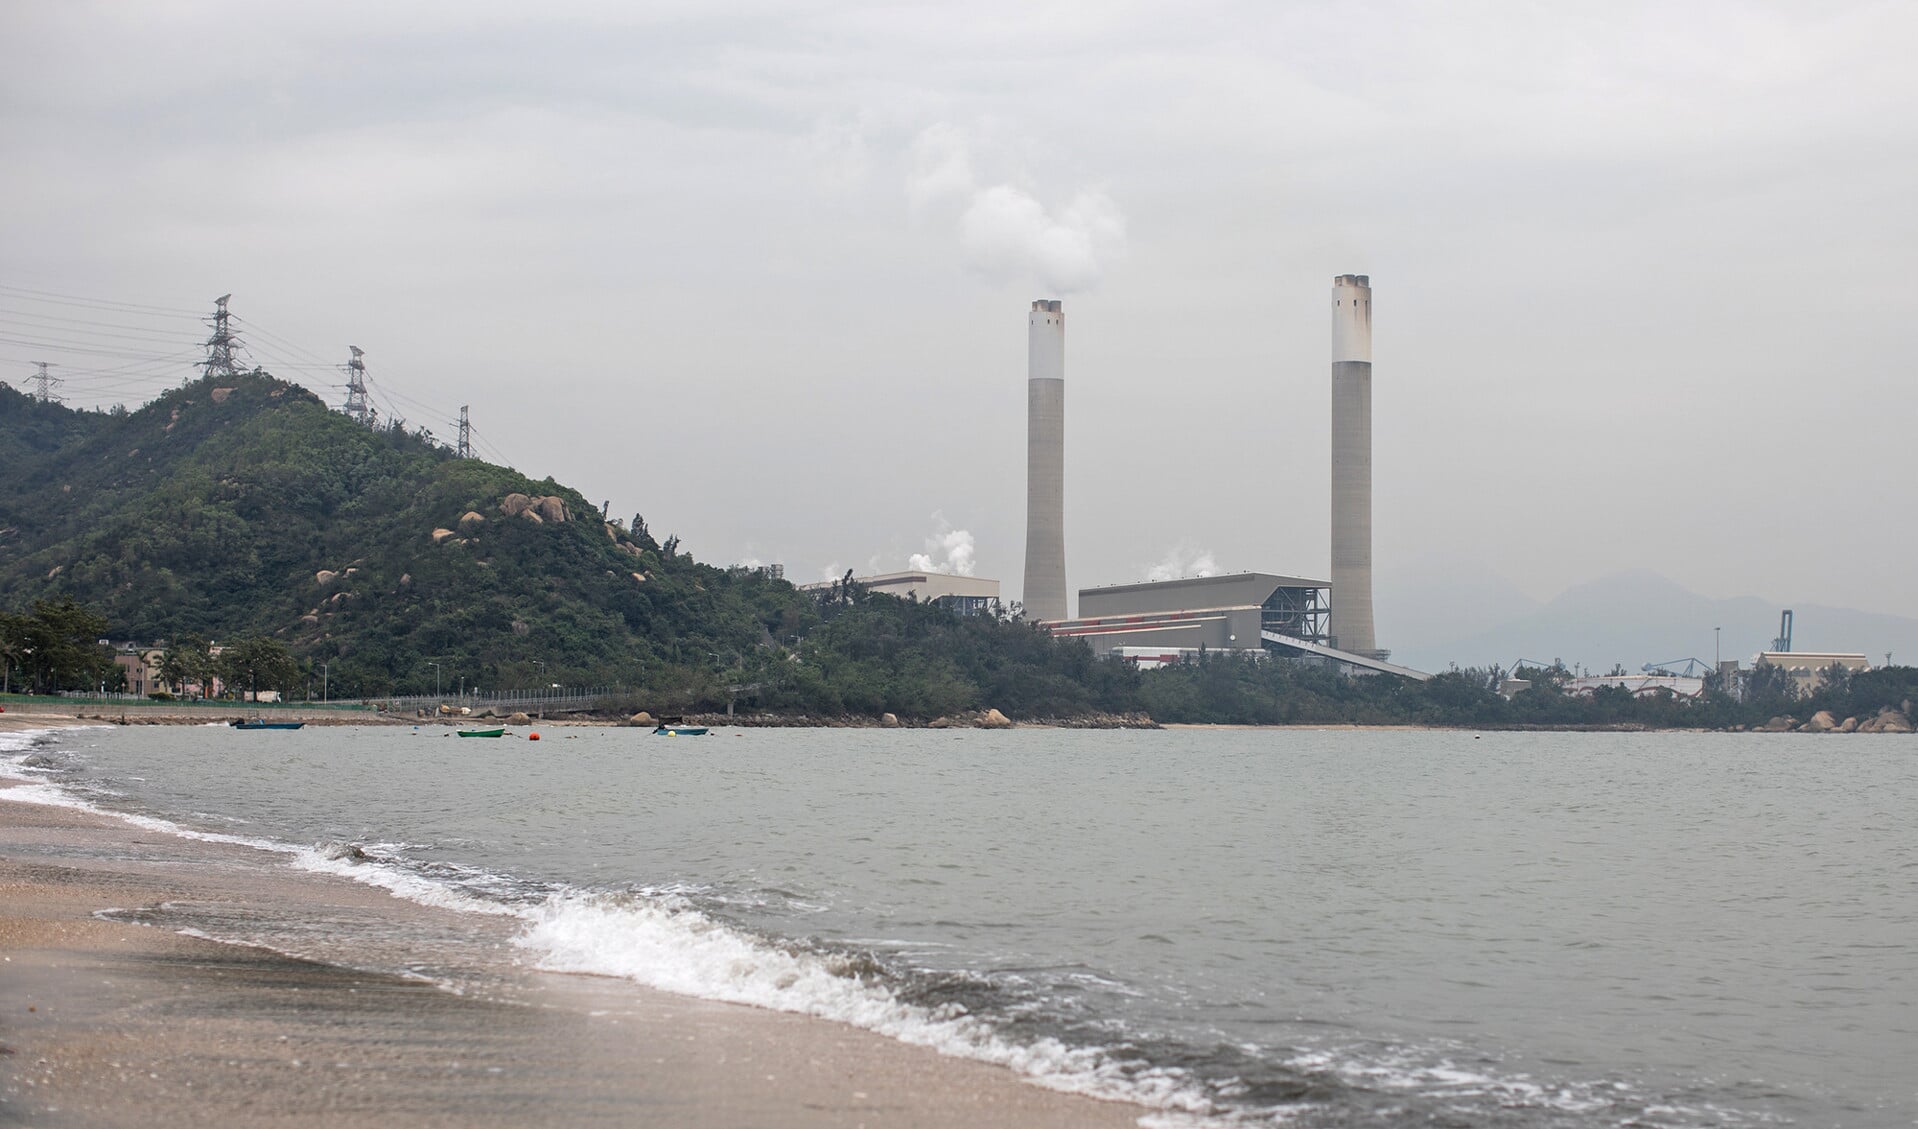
[928,708,1016,730]
[1861,708,1915,734]
[1758,715,1796,732]
[209,387,234,404]
[431,528,457,545]
[458,510,486,531]
[501,493,569,524]
[1837,716,1859,733]
[1801,710,1837,733]
[623,712,657,728]
[880,712,900,728]
[507,712,533,726]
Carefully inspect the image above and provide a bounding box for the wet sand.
[0,752,1145,1128]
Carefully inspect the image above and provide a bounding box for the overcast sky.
[4,0,1914,649]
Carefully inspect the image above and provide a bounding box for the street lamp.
[1714,627,1720,670]
[428,661,442,698]
[321,661,329,703]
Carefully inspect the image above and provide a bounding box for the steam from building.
[1146,543,1219,583]
[909,515,978,576]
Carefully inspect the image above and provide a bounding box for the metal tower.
[457,405,472,458]
[198,294,243,382]
[28,361,62,404]
[342,346,371,425]
[1022,299,1068,623]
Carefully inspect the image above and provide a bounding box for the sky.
[3,0,1915,652]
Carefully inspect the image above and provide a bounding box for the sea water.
[4,724,1913,1127]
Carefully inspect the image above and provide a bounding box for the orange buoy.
[529,732,540,741]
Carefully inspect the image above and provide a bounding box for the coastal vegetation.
[3,376,1914,730]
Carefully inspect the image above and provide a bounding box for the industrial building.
[1023,299,1068,623]
[1049,573,1428,680]
[1755,651,1870,695]
[800,571,1001,617]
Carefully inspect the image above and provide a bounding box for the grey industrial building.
[799,571,1001,617]
[1048,573,1428,679]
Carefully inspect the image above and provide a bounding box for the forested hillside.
[0,374,1118,713]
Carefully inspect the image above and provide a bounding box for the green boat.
[457,727,506,738]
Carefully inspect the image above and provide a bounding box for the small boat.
[457,727,506,738]
[653,717,709,736]
[230,718,304,730]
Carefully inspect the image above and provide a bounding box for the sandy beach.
[0,726,1145,1129]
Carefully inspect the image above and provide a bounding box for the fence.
[364,686,630,713]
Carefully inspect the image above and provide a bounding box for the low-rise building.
[800,571,1001,616]
[1755,651,1870,695]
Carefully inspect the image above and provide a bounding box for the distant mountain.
[1390,568,1918,674]
[1375,557,1541,669]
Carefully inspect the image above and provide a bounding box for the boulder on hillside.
[316,569,339,585]
[458,510,486,530]
[500,493,533,518]
[623,712,657,728]
[880,712,901,728]
[210,387,234,403]
[431,527,456,545]
[980,708,1013,729]
[535,496,567,523]
[1802,710,1837,733]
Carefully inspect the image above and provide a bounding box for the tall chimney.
[1330,274,1377,656]
[1023,299,1067,623]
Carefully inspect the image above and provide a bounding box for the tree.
[13,598,114,694]
[0,610,24,694]
[216,637,300,700]
[158,636,214,700]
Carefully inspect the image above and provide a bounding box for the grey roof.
[1078,572,1330,617]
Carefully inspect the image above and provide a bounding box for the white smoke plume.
[1146,543,1219,583]
[907,124,1127,294]
[907,513,977,576]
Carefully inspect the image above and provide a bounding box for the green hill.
[0,373,1135,717]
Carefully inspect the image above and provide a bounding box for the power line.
[0,282,203,317]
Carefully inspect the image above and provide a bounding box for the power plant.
[1022,299,1068,623]
[1329,274,1380,659]
[1032,275,1422,679]
[832,280,1417,677]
